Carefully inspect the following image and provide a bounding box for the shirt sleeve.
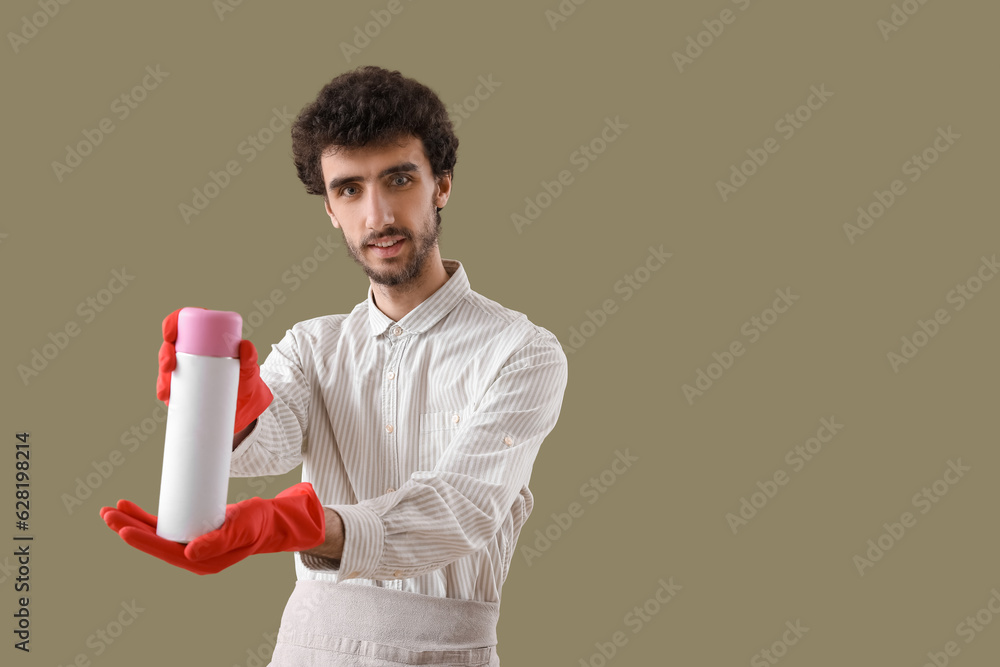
[230,325,311,477]
[299,328,569,580]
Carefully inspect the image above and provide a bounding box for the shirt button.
[393,570,403,577]
[503,436,513,447]
[385,424,394,433]
[385,487,395,494]
[452,413,460,423]
[391,326,403,336]
[386,371,395,380]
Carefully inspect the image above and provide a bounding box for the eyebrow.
[327,161,420,193]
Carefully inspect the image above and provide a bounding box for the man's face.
[321,135,451,288]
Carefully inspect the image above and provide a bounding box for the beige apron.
[267,580,501,666]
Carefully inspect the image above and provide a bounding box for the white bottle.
[156,308,242,543]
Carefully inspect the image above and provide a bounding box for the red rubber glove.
[156,308,273,433]
[99,483,326,575]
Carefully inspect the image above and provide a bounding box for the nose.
[364,185,394,232]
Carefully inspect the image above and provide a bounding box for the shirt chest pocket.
[417,409,467,471]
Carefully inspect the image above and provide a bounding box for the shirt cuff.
[299,503,385,579]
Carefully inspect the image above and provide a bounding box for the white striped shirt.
[230,259,568,603]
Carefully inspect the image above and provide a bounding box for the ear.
[434,173,453,209]
[324,196,340,229]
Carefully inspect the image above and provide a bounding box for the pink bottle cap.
[175,308,242,358]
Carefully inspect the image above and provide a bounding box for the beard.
[341,199,442,288]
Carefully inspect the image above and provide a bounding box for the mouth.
[368,236,406,258]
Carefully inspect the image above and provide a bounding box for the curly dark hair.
[291,66,459,199]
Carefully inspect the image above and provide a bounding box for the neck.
[371,252,449,322]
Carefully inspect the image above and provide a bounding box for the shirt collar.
[366,259,470,337]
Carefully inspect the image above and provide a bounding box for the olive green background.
[2,0,998,665]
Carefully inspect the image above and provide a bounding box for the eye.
[340,185,359,197]
[391,175,411,186]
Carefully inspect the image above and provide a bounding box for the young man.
[100,66,569,665]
